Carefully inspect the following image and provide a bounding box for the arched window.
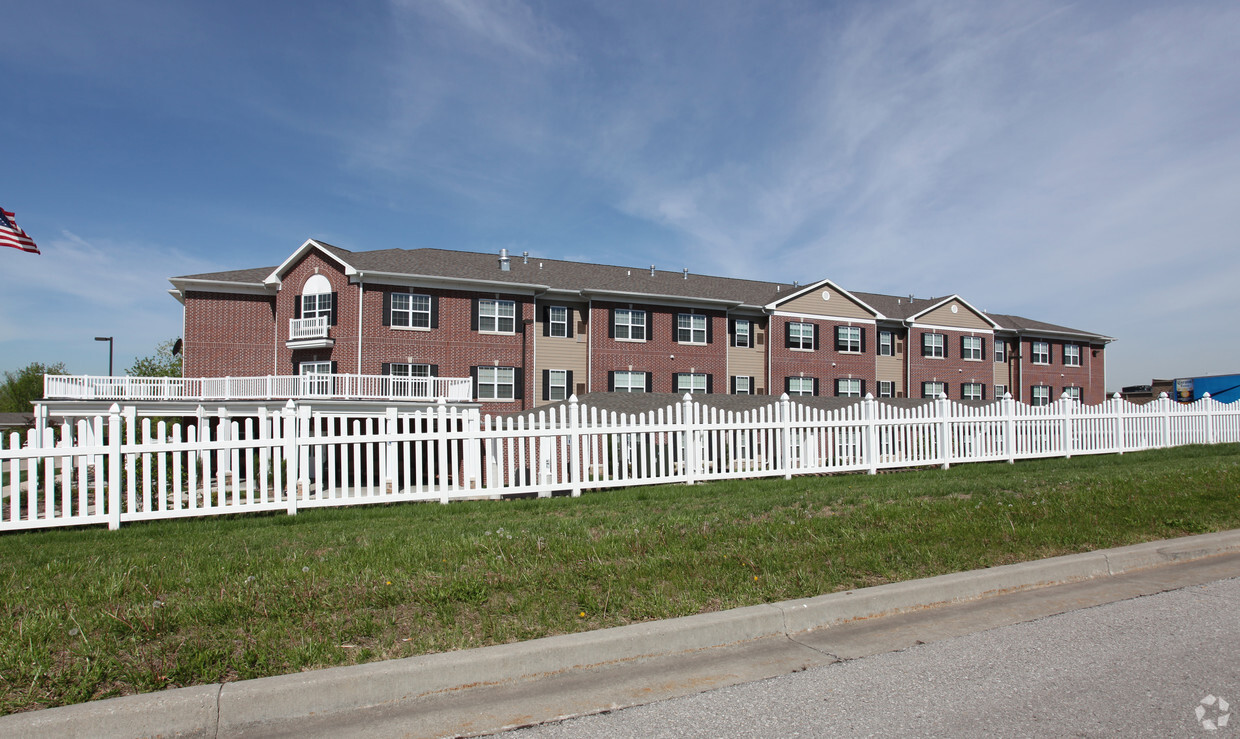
[300,274,333,322]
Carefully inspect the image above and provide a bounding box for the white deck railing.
[43,374,474,403]
[289,316,329,340]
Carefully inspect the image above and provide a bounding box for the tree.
[127,339,182,378]
[0,362,68,412]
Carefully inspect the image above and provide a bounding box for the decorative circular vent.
[951,304,959,313]
[822,291,831,301]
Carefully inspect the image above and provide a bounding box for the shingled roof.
[172,241,1110,340]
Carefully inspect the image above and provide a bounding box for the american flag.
[1,207,40,254]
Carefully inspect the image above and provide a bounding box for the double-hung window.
[548,306,569,338]
[300,361,333,396]
[677,314,707,344]
[995,384,1009,398]
[878,330,894,356]
[922,381,946,399]
[1031,341,1051,365]
[477,366,516,400]
[923,333,945,358]
[1063,344,1081,367]
[788,322,815,350]
[787,377,815,396]
[390,293,432,329]
[547,369,568,401]
[835,378,862,397]
[301,293,332,321]
[733,319,751,348]
[478,299,516,333]
[994,342,1007,363]
[962,382,984,400]
[962,336,983,361]
[614,309,646,341]
[732,376,751,395]
[388,363,432,397]
[1031,385,1051,406]
[612,370,646,393]
[1063,386,1081,402]
[835,326,861,353]
[878,381,895,398]
[676,373,708,393]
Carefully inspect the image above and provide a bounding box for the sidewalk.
[4,530,1240,738]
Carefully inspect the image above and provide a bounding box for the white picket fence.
[2,393,1238,532]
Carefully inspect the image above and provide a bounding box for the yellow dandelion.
[578,611,586,618]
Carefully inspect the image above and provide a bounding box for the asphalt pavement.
[507,568,1240,738]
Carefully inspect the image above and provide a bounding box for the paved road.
[505,576,1240,738]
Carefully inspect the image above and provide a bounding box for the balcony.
[43,374,475,403]
[287,316,334,349]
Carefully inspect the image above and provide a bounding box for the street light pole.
[95,336,113,376]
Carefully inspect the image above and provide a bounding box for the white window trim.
[837,378,862,397]
[1031,385,1052,406]
[1031,341,1051,365]
[676,372,708,393]
[478,299,517,335]
[924,333,945,359]
[733,376,751,395]
[836,326,861,354]
[878,380,895,398]
[613,370,647,393]
[677,313,707,345]
[878,331,894,357]
[390,293,432,331]
[734,319,751,348]
[789,322,815,352]
[548,306,569,339]
[614,309,647,342]
[962,336,983,362]
[962,382,984,401]
[995,384,1009,398]
[1063,344,1081,367]
[787,377,814,396]
[922,381,945,398]
[548,369,568,401]
[1063,386,1082,401]
[477,366,516,401]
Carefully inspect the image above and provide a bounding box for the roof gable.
[765,278,880,319]
[908,295,998,330]
[264,239,357,287]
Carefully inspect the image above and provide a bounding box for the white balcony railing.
[289,316,330,340]
[42,374,474,403]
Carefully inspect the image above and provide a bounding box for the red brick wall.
[1021,338,1103,404]
[768,316,876,396]
[589,302,727,393]
[906,328,995,400]
[183,291,276,377]
[276,252,359,375]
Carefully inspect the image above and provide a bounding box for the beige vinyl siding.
[779,285,874,319]
[917,301,991,329]
[535,303,589,405]
[876,356,903,396]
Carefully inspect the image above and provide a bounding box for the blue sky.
[3,0,1238,391]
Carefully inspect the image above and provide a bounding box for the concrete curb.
[5,529,1240,738]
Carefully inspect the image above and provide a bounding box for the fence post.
[107,403,122,530]
[1060,392,1074,459]
[297,403,312,500]
[1002,392,1016,464]
[1158,392,1172,448]
[773,391,793,478]
[437,399,451,504]
[863,393,878,475]
[569,394,582,497]
[384,406,398,494]
[1110,392,1124,455]
[937,393,951,470]
[464,406,482,490]
[283,400,298,516]
[683,394,697,485]
[1204,392,1215,445]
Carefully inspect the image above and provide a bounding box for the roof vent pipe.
[499,248,510,271]
[522,251,529,264]
[683,268,688,280]
[650,265,655,277]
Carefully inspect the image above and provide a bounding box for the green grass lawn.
[2,444,1239,715]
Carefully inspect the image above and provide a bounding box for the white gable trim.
[907,295,999,329]
[264,239,357,287]
[764,278,883,318]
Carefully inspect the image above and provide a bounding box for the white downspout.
[356,275,364,374]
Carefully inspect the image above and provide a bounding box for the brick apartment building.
[169,239,1111,413]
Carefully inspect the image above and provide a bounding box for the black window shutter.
[921,335,929,357]
[542,305,550,337]
[608,371,615,392]
[731,376,737,394]
[673,372,682,392]
[812,324,820,351]
[565,308,573,339]
[382,292,392,327]
[565,371,573,396]
[981,384,987,400]
[980,337,986,360]
[729,319,737,347]
[834,327,843,352]
[542,369,550,400]
[608,309,616,339]
[943,336,949,359]
[381,362,390,375]
[429,295,439,329]
[706,316,714,344]
[785,322,793,348]
[645,373,653,393]
[513,368,524,400]
[294,295,302,319]
[812,378,819,396]
[469,367,479,398]
[833,379,841,396]
[293,357,299,375]
[429,364,439,377]
[673,315,680,344]
[330,361,338,374]
[784,377,792,394]
[860,328,866,354]
[860,380,867,397]
[706,374,713,394]
[329,292,338,326]
[470,299,480,331]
